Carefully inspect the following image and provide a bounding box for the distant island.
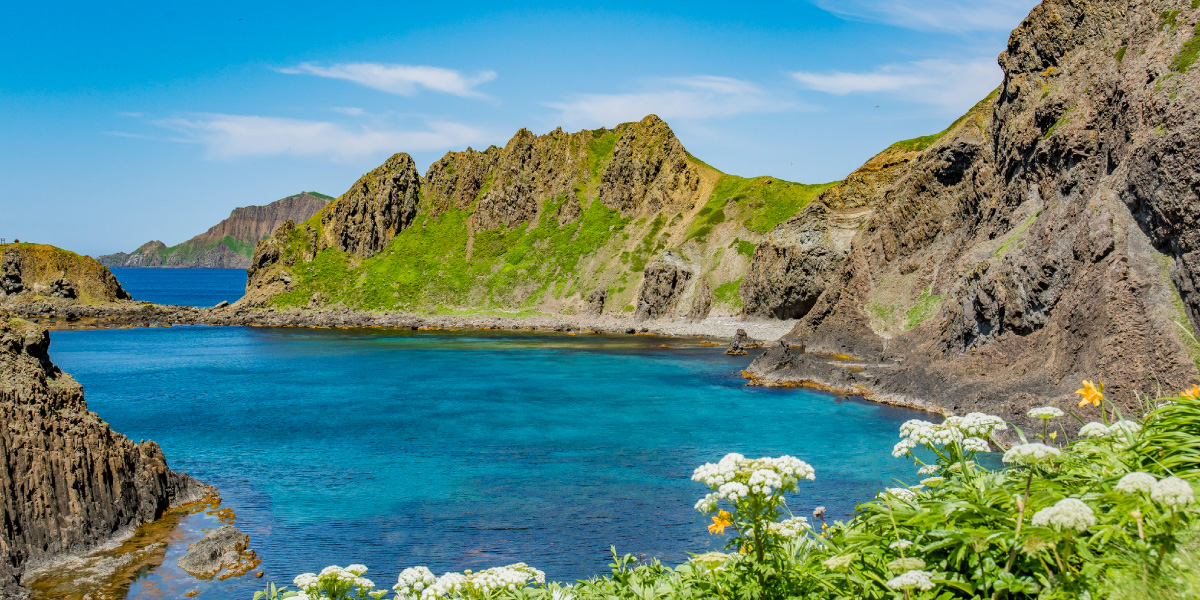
[98,192,331,269]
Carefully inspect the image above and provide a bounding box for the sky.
[0,0,1041,256]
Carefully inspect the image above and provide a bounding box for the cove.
[47,326,923,598]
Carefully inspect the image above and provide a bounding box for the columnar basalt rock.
[0,315,204,598]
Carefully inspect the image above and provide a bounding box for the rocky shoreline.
[1,297,799,341]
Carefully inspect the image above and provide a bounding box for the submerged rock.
[178,524,258,580]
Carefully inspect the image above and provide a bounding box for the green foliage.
[1044,112,1072,139]
[306,191,336,200]
[731,239,758,258]
[1115,45,1128,63]
[695,175,833,237]
[713,279,742,308]
[994,209,1042,258]
[586,129,620,180]
[1170,22,1200,73]
[903,288,944,330]
[1161,10,1180,30]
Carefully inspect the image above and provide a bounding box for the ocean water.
[109,268,247,307]
[47,326,923,598]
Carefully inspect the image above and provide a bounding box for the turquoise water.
[48,326,921,598]
[109,268,247,307]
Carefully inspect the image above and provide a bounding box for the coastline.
[1,298,799,341]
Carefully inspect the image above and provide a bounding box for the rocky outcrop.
[177,524,258,580]
[0,315,204,597]
[634,252,693,322]
[750,0,1200,433]
[597,115,704,216]
[740,137,930,319]
[98,192,329,269]
[586,288,607,315]
[322,155,421,257]
[0,244,130,304]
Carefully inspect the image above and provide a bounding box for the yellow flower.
[1076,380,1104,408]
[1182,385,1200,401]
[708,510,732,535]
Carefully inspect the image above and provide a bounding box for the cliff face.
[0,244,130,305]
[0,315,203,598]
[99,192,329,269]
[748,0,1200,431]
[243,115,834,317]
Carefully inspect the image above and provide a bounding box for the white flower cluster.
[393,564,545,600]
[889,539,914,551]
[1079,420,1144,439]
[1031,498,1096,532]
[885,569,935,591]
[1002,443,1062,465]
[1116,472,1158,495]
[879,487,916,502]
[692,453,814,513]
[1151,477,1195,508]
[1078,422,1111,438]
[1028,406,1064,420]
[293,565,374,599]
[893,413,1006,458]
[768,516,810,538]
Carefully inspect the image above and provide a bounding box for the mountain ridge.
[99,192,330,269]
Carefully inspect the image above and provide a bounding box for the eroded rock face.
[178,524,258,580]
[586,288,607,315]
[322,153,422,258]
[634,252,693,321]
[755,0,1200,432]
[1,250,22,295]
[0,244,130,304]
[741,142,921,319]
[598,115,703,216]
[0,315,204,597]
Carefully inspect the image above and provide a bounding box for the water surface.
[109,268,246,307]
[48,326,921,598]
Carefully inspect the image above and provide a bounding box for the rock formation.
[177,524,258,580]
[634,252,693,322]
[0,244,130,304]
[0,315,204,598]
[99,192,330,269]
[748,0,1200,433]
[242,115,822,316]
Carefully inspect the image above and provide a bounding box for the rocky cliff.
[0,244,130,305]
[0,315,204,598]
[243,115,834,317]
[747,0,1200,432]
[99,192,330,269]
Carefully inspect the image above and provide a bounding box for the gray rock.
[178,525,250,579]
[1,250,22,295]
[634,252,692,322]
[586,288,607,315]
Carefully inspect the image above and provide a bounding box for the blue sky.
[1,0,1039,256]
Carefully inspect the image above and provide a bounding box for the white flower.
[394,566,438,599]
[920,477,945,486]
[1115,472,1157,495]
[1028,406,1064,420]
[293,573,319,590]
[880,487,916,501]
[1031,498,1096,531]
[1002,443,1061,465]
[893,438,917,458]
[346,564,368,576]
[822,554,855,570]
[886,569,935,591]
[886,557,926,572]
[692,454,814,512]
[1109,420,1143,436]
[1078,422,1110,438]
[917,464,939,475]
[957,412,1008,437]
[962,437,990,453]
[768,517,810,538]
[1151,477,1195,507]
[889,539,914,550]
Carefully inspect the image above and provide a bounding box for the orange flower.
[708,510,732,535]
[1076,380,1104,408]
[1182,385,1200,401]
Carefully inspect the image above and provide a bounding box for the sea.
[39,269,925,598]
[109,267,248,307]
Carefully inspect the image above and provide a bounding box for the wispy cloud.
[279,62,496,98]
[791,58,1001,112]
[812,0,1039,33]
[547,76,797,128]
[156,114,489,162]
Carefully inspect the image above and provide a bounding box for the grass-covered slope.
[0,242,130,303]
[245,116,833,317]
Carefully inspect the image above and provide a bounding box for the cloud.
[279,62,496,98]
[791,58,1001,112]
[812,0,1040,33]
[547,76,797,128]
[157,114,489,162]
